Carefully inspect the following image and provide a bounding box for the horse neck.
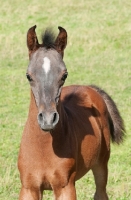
[27,90,70,158]
[28,90,39,121]
[53,101,68,135]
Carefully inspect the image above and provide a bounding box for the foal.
[18,25,125,200]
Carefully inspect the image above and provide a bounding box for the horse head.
[26,25,68,131]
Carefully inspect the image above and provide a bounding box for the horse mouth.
[41,127,52,132]
[39,124,55,132]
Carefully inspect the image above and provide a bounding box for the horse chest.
[19,151,75,190]
[19,130,76,190]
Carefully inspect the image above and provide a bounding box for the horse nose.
[37,111,59,131]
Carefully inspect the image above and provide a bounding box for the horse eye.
[26,74,33,82]
[61,72,68,81]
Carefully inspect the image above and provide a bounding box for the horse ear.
[55,26,67,58]
[27,25,40,58]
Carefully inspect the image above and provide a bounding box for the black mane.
[41,28,56,49]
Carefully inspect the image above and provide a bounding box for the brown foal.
[18,25,125,200]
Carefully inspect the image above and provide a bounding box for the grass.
[0,0,131,199]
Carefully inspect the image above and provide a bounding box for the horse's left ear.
[55,26,67,58]
[27,25,40,58]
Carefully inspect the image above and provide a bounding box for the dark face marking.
[27,47,68,131]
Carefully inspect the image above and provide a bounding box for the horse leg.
[19,186,43,200]
[92,163,109,200]
[53,183,76,200]
[52,172,77,200]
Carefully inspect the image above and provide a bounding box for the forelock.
[41,28,56,49]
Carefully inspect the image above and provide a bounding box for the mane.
[41,28,56,49]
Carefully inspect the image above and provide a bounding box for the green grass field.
[0,0,131,199]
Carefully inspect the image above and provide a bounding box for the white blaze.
[42,57,51,74]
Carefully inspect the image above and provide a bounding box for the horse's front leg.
[19,186,43,200]
[53,183,76,200]
[52,172,77,200]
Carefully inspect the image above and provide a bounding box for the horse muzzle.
[37,111,59,131]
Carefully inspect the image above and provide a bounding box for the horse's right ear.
[27,25,40,58]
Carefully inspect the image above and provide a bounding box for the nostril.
[39,113,42,118]
[38,112,43,122]
[53,113,57,123]
[52,112,59,125]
